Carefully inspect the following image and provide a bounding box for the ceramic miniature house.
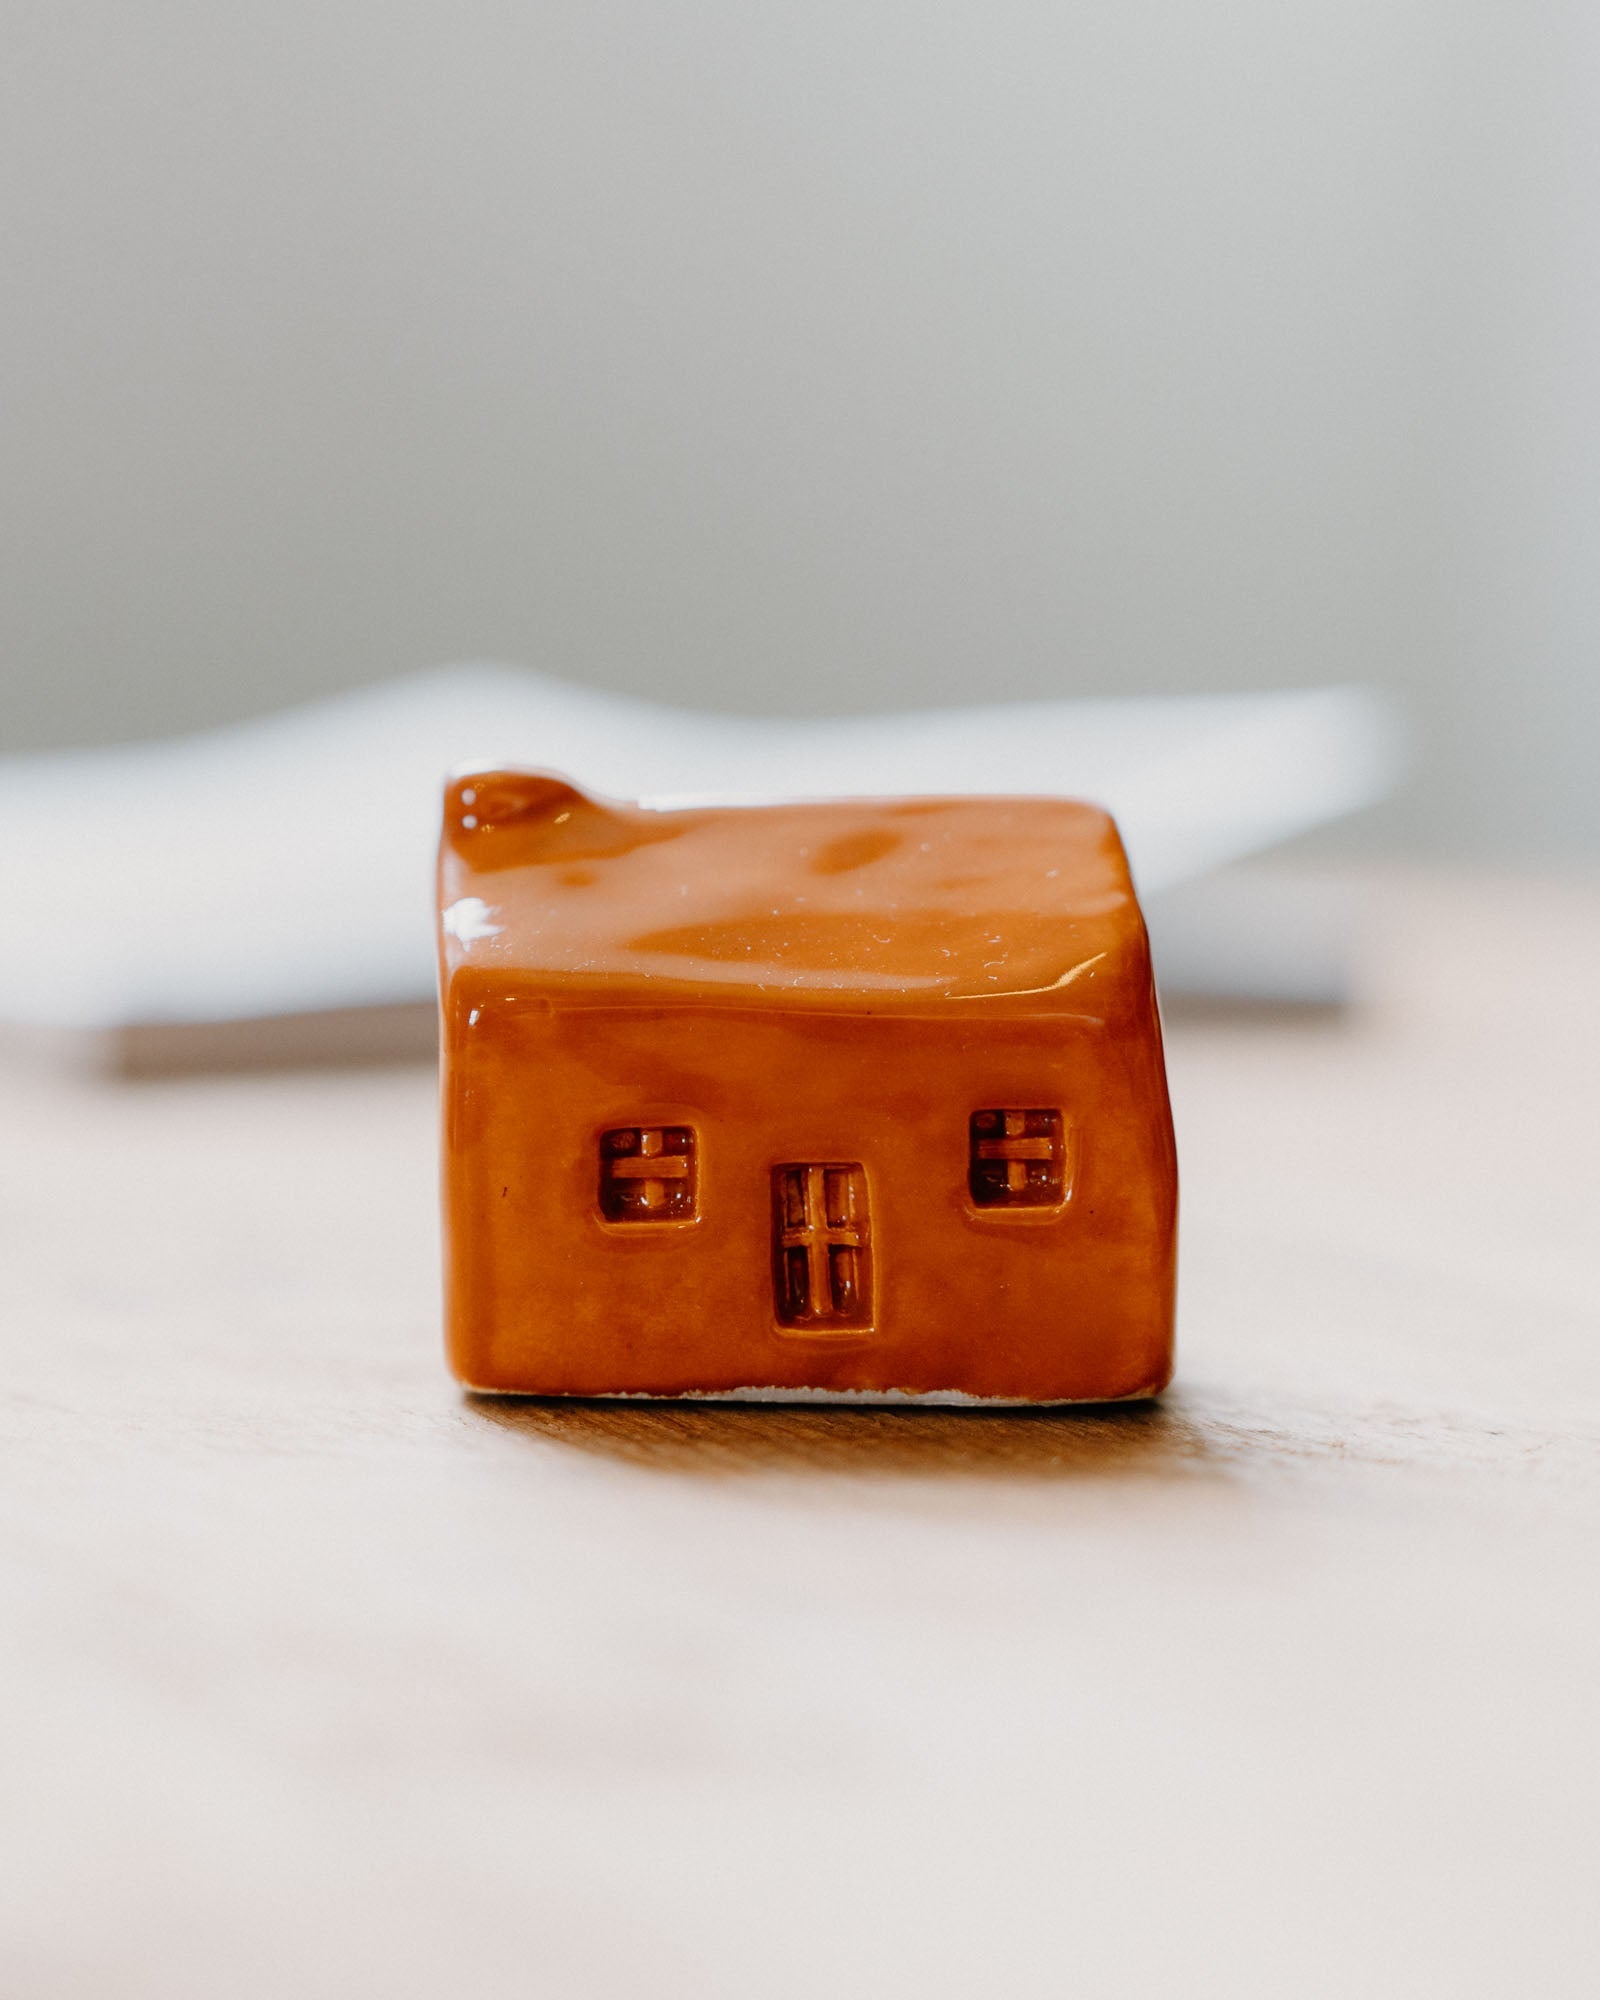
[437,770,1177,1403]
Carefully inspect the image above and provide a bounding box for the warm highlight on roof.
[437,769,1147,1016]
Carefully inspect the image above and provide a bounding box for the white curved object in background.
[0,665,1400,1040]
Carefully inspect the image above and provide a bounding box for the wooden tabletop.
[3,867,1597,1997]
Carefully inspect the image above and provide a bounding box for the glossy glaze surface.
[438,771,1177,1401]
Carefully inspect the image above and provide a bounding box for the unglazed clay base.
[438,771,1178,1403]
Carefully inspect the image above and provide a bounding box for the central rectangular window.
[772,1163,872,1330]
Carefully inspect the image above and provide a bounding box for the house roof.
[438,770,1148,1018]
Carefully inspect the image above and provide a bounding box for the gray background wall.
[3,2,1597,857]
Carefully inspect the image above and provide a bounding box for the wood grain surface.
[2,868,1596,1998]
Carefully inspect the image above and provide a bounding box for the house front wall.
[443,991,1176,1402]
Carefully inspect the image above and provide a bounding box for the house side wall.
[443,986,1175,1401]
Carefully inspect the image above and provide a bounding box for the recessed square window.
[969,1109,1067,1209]
[600,1126,697,1222]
